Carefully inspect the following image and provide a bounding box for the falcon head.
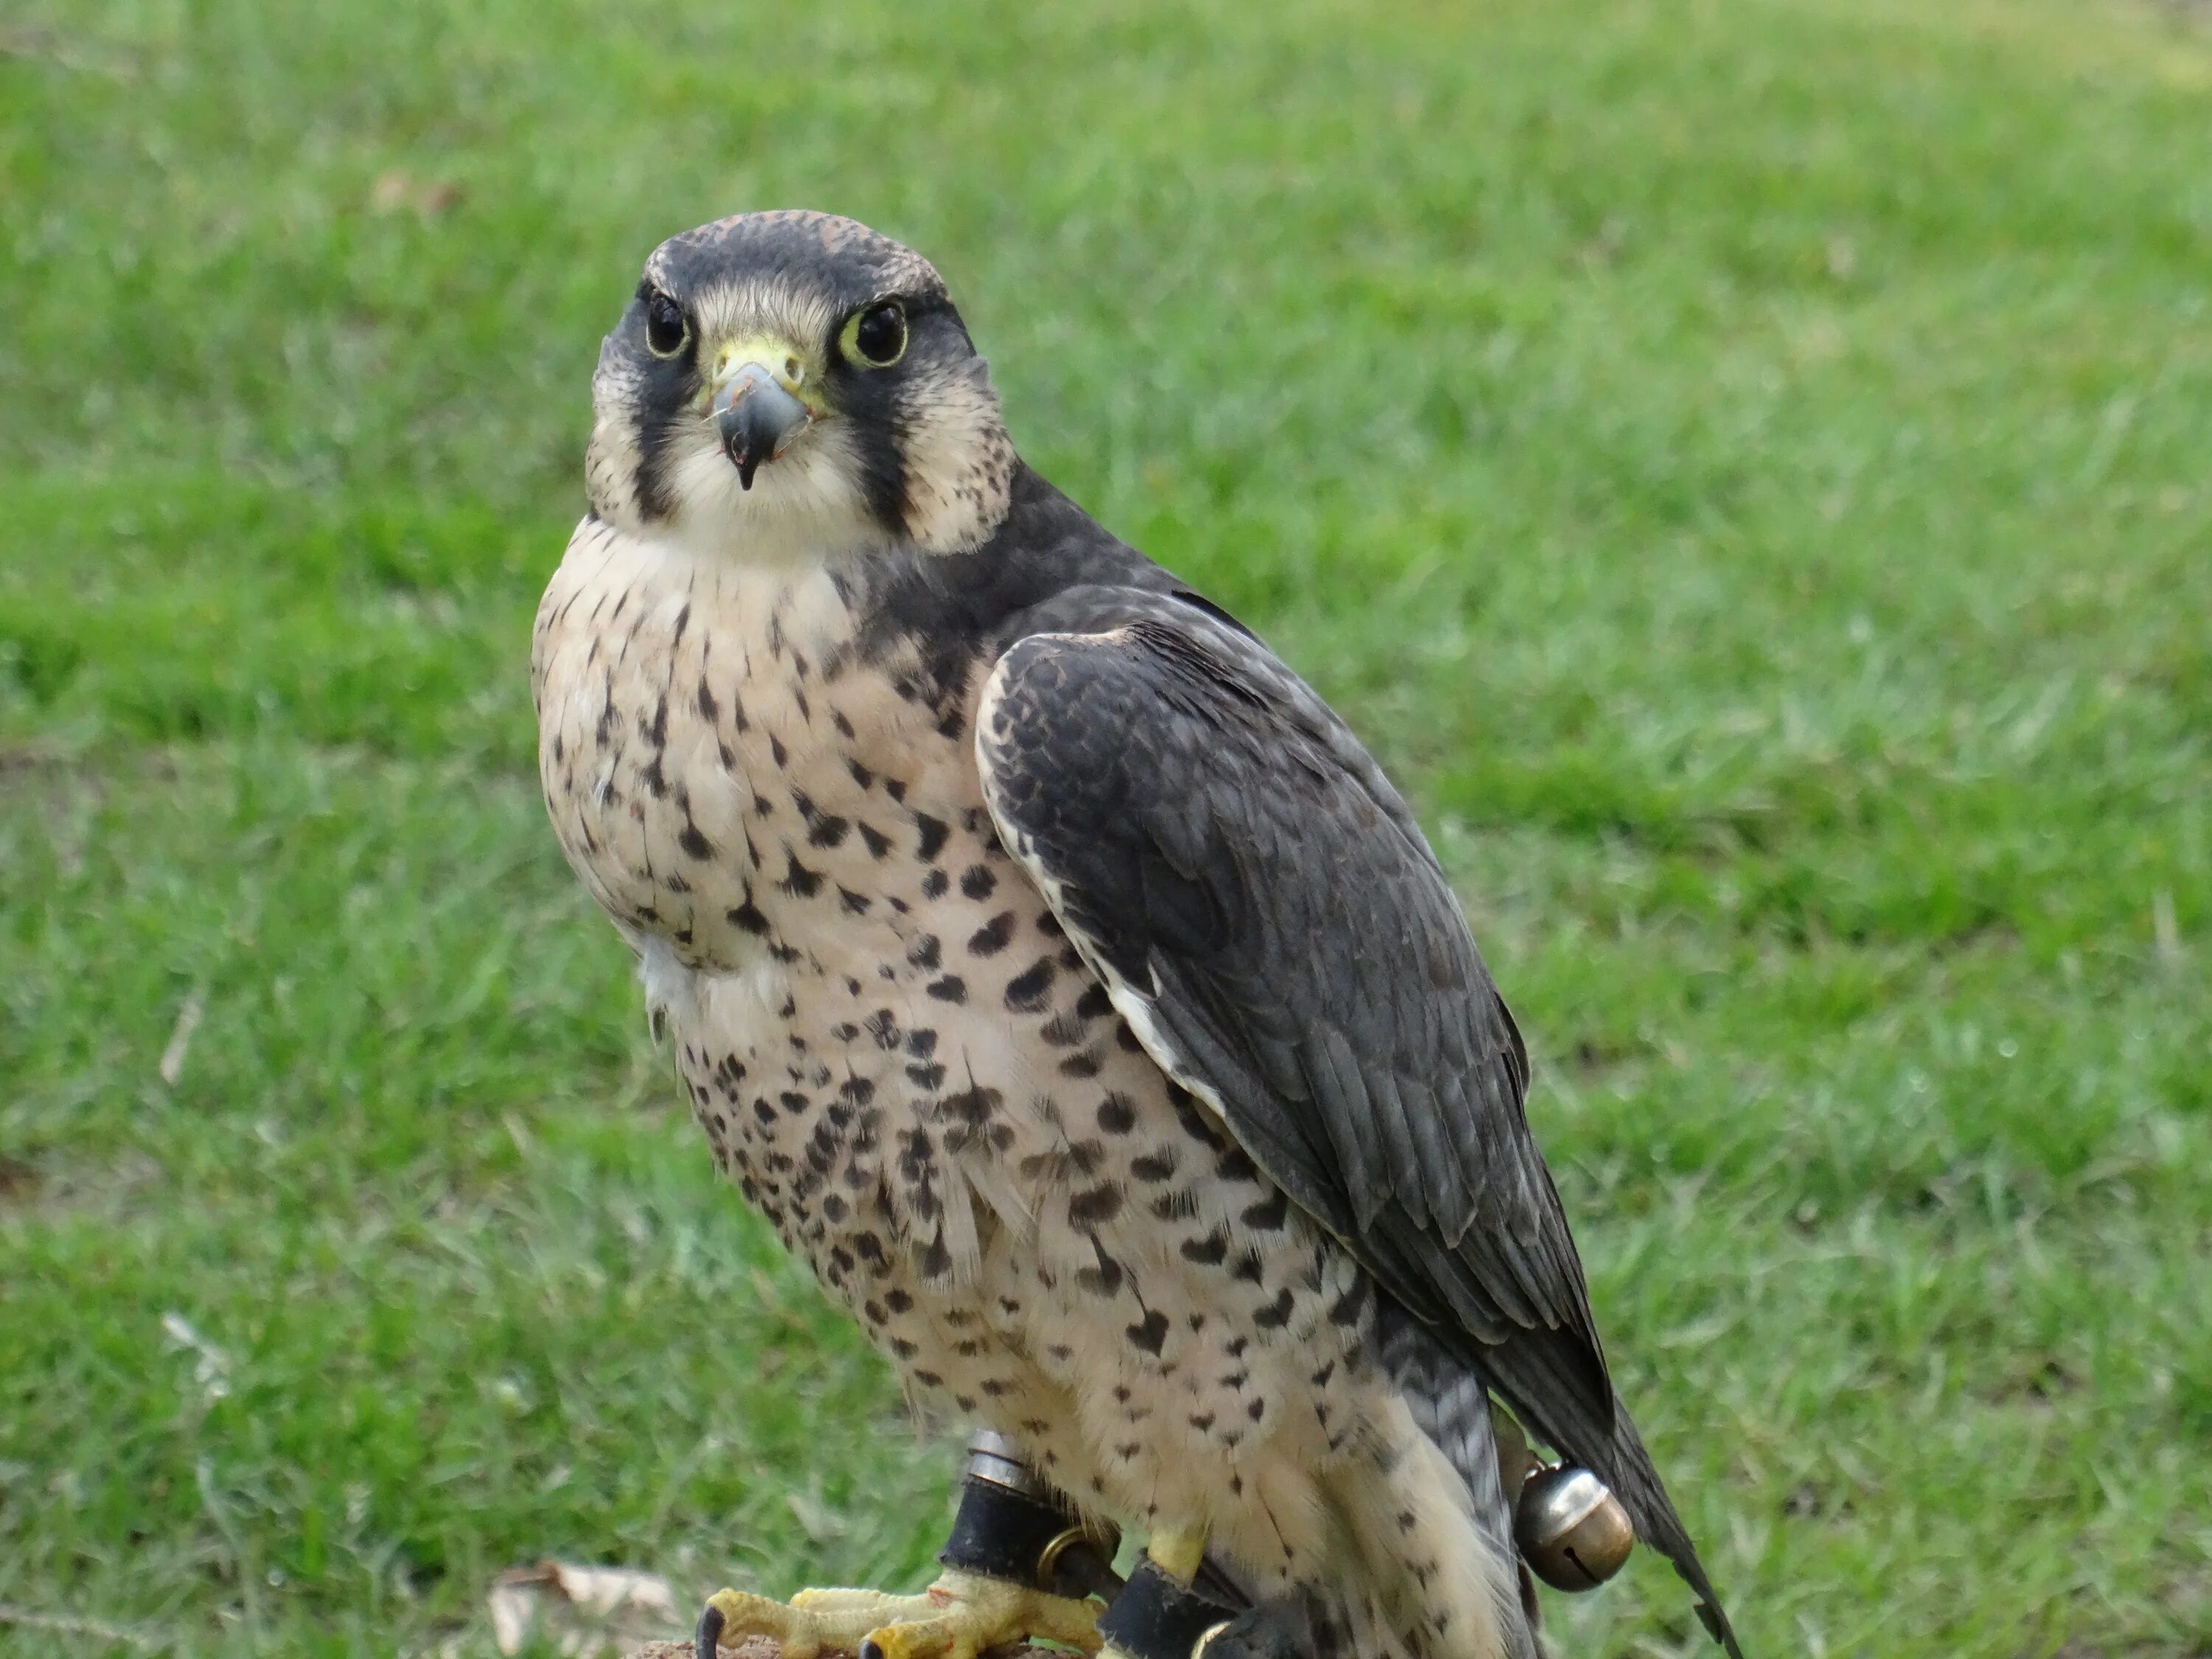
[585,212,1014,561]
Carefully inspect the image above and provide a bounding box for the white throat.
[655,421,887,569]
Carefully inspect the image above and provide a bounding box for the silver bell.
[1513,1464,1635,1591]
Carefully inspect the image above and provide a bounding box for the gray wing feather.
[976,591,1741,1658]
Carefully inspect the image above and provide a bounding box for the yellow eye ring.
[841,301,908,368]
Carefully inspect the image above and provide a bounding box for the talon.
[699,1587,821,1659]
[858,1642,884,1659]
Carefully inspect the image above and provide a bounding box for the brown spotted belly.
[657,871,1386,1565]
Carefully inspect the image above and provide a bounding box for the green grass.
[4,0,2210,1652]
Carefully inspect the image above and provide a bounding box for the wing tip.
[1652,1509,1745,1659]
[1590,1402,1746,1659]
[1692,1585,1745,1659]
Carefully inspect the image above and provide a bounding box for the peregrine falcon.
[532,212,1742,1659]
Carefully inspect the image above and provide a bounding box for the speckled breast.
[530,515,987,978]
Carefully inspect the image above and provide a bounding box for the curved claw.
[698,1587,824,1659]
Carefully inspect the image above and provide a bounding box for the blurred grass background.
[3,0,2210,1653]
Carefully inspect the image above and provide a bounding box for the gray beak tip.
[713,363,812,487]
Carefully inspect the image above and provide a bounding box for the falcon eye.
[842,301,908,369]
[642,289,689,358]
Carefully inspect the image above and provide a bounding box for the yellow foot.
[698,1568,1103,1659]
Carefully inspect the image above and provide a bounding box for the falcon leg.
[698,1435,1115,1659]
[1142,1526,1211,1585]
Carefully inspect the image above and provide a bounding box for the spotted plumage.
[535,212,1739,1659]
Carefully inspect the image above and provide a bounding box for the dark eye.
[844,300,908,368]
[643,289,688,357]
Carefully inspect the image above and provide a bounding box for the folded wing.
[975,588,1738,1655]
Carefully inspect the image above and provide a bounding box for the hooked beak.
[711,355,815,490]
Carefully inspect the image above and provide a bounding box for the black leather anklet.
[938,1433,1121,1599]
[1096,1558,1237,1659]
